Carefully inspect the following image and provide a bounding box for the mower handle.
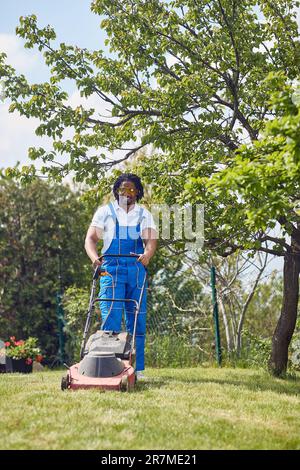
[93,253,146,280]
[98,253,141,260]
[93,297,139,309]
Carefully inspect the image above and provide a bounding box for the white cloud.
[0,33,50,168]
[0,102,51,168]
[0,87,124,171]
[0,33,38,73]
[0,88,102,170]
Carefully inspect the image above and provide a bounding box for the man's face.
[117,180,138,206]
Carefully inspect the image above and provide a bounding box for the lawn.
[0,367,299,450]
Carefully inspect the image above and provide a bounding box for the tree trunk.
[269,239,300,376]
[219,296,233,353]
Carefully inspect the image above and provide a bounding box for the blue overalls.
[99,202,147,371]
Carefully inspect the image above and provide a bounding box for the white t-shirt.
[90,200,157,253]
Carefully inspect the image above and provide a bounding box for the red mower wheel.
[121,375,134,392]
[127,377,134,392]
[61,374,70,391]
[120,375,128,392]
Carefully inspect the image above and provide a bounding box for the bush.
[62,286,101,362]
[289,317,300,371]
[234,330,272,369]
[0,177,91,363]
[145,334,208,368]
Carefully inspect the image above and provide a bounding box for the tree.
[206,77,300,375]
[0,174,91,361]
[0,1,299,374]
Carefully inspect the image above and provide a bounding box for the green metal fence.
[144,275,215,367]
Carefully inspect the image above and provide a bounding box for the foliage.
[145,334,211,368]
[62,285,101,362]
[186,74,300,375]
[0,175,91,362]
[244,271,283,337]
[235,329,272,369]
[0,1,299,189]
[205,73,300,254]
[0,3,299,258]
[4,336,42,364]
[290,317,300,370]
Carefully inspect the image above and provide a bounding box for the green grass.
[0,367,300,450]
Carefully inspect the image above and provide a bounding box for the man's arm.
[84,226,103,267]
[139,228,158,266]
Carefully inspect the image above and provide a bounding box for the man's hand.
[140,230,157,267]
[92,257,103,269]
[137,252,151,267]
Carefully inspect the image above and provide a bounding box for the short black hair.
[113,173,144,201]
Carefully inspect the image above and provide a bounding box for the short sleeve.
[90,206,107,229]
[141,208,157,232]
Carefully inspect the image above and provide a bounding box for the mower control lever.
[98,253,141,261]
[93,253,147,280]
[93,265,107,280]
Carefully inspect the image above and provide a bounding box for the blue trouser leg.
[125,265,147,371]
[99,261,147,371]
[99,271,125,332]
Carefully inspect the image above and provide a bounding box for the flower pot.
[5,357,33,373]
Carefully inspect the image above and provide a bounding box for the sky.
[0,0,107,169]
[0,0,104,53]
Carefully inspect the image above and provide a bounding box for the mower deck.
[62,361,135,392]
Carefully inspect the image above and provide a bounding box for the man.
[85,173,157,378]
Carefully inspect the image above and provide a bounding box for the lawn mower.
[61,253,147,392]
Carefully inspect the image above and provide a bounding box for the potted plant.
[4,336,43,373]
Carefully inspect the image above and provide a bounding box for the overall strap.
[102,202,119,240]
[103,202,118,224]
[108,202,118,223]
[136,207,145,227]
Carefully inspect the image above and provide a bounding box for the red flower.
[4,336,42,362]
[36,355,43,363]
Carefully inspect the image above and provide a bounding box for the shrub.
[289,317,300,371]
[63,286,101,362]
[145,334,208,368]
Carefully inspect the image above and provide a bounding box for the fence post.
[210,266,222,366]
